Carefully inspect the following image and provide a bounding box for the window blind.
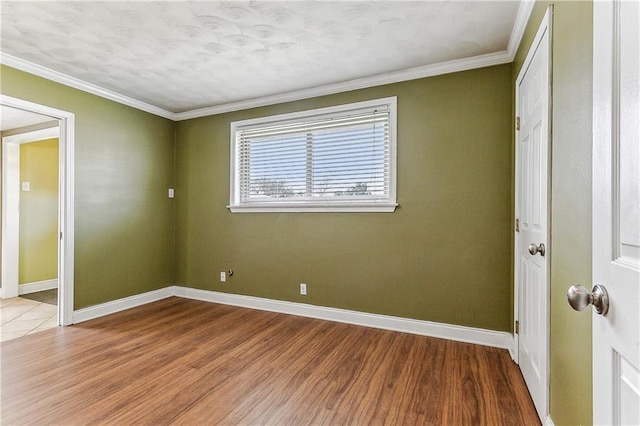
[230,97,397,212]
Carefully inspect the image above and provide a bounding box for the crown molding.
[507,0,536,61]
[0,53,175,120]
[175,50,512,121]
[1,1,534,122]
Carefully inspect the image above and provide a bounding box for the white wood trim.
[18,279,58,295]
[0,53,174,120]
[228,204,398,213]
[513,6,552,424]
[507,0,536,60]
[175,51,512,121]
[174,286,514,351]
[0,95,75,326]
[514,5,554,360]
[1,139,20,299]
[516,8,553,87]
[1,51,511,122]
[70,285,514,352]
[545,415,555,426]
[58,110,75,326]
[508,334,517,362]
[1,0,534,123]
[72,287,174,324]
[3,127,59,144]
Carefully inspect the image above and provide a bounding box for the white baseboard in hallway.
[18,279,58,295]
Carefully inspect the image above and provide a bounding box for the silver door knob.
[567,284,609,316]
[528,242,546,256]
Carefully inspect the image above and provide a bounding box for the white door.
[591,0,640,424]
[515,8,551,423]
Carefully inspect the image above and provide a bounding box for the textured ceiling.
[1,1,521,114]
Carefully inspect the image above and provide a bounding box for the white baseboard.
[71,285,514,352]
[173,286,514,351]
[18,279,58,295]
[72,287,174,324]
[545,415,555,426]
[509,334,518,362]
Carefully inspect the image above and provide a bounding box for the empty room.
[1,1,638,425]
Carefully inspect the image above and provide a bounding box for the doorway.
[1,95,75,326]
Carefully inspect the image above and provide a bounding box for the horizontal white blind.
[236,105,391,205]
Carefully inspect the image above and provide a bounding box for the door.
[592,1,640,423]
[515,7,551,423]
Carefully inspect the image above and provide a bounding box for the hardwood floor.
[1,297,539,425]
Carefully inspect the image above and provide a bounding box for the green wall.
[0,9,596,421]
[19,138,59,284]
[1,65,176,309]
[514,2,593,425]
[176,64,513,331]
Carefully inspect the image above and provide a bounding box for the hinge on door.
[516,116,521,131]
[60,232,63,240]
[515,218,520,232]
[515,320,520,334]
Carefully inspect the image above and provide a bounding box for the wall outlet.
[300,283,307,295]
[168,188,174,198]
[220,271,226,282]
[21,181,30,192]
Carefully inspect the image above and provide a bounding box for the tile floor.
[0,297,58,342]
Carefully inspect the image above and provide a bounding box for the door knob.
[567,284,609,315]
[528,242,546,256]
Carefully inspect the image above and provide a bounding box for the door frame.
[1,95,75,326]
[513,5,552,423]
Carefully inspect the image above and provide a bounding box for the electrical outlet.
[300,283,307,295]
[220,271,226,282]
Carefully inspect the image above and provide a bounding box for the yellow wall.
[19,137,59,284]
[514,2,593,424]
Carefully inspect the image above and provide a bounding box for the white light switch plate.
[21,181,30,191]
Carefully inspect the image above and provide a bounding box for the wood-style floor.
[1,297,539,425]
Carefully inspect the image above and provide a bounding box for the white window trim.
[228,97,397,213]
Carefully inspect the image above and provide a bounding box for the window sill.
[227,202,398,213]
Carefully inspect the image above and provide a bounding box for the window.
[229,97,397,212]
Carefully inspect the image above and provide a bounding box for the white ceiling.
[0,105,55,132]
[0,1,528,118]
